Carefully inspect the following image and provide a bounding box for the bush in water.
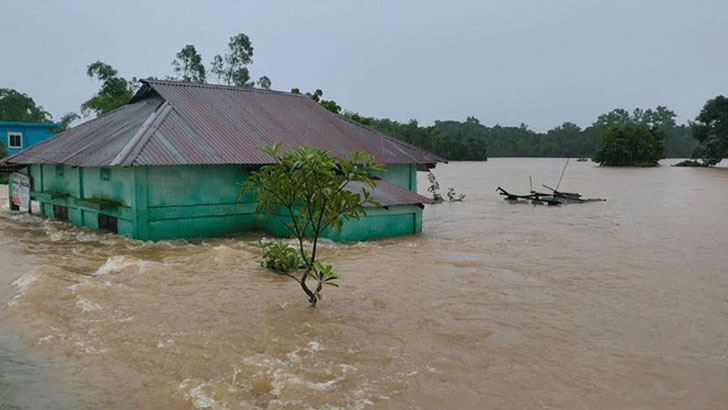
[447,188,466,202]
[252,240,303,273]
[240,144,383,306]
[427,172,443,202]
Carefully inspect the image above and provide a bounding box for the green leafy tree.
[592,125,664,166]
[81,61,136,117]
[240,144,383,306]
[257,76,272,90]
[310,89,341,113]
[289,88,342,113]
[171,45,206,83]
[542,122,583,156]
[211,33,255,87]
[691,95,728,165]
[0,89,52,122]
[51,112,80,132]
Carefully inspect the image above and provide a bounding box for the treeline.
[3,28,719,164]
[344,107,700,160]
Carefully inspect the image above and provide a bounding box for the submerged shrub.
[252,240,303,274]
[427,172,443,202]
[672,159,710,167]
[447,187,466,202]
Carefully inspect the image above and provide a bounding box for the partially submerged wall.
[25,163,424,242]
[143,165,257,240]
[29,164,135,237]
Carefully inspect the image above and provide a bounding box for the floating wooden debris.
[496,186,605,205]
[496,159,606,205]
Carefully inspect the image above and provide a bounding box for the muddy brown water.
[1,159,727,409]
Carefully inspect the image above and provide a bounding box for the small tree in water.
[427,172,443,202]
[241,144,383,306]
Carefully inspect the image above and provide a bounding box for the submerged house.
[2,80,444,241]
[1,121,59,156]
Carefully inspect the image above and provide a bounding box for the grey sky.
[2,0,726,131]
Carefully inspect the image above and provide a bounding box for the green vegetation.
[673,159,709,167]
[209,33,271,88]
[70,39,711,163]
[81,61,137,117]
[592,125,664,167]
[341,106,699,161]
[240,144,383,306]
[252,240,304,273]
[211,33,255,87]
[51,112,81,133]
[171,45,206,84]
[426,172,465,202]
[78,33,272,119]
[1,87,78,131]
[291,88,342,114]
[691,95,728,166]
[0,89,52,122]
[447,188,466,202]
[426,172,443,202]
[9,32,722,165]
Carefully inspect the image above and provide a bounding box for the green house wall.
[19,163,424,242]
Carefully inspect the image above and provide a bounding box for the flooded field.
[1,159,727,409]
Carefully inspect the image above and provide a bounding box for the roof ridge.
[109,100,169,166]
[143,79,312,99]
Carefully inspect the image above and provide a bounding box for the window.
[53,205,69,221]
[98,214,118,234]
[100,168,111,181]
[8,132,22,149]
[56,165,64,178]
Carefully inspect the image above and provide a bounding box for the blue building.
[0,122,59,157]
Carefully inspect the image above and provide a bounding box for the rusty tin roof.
[4,80,445,167]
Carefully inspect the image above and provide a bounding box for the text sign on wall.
[11,172,31,209]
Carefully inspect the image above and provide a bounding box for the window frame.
[7,132,22,149]
[100,168,111,181]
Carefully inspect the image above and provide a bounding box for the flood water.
[1,159,727,409]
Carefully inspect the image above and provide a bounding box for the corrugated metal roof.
[3,80,445,167]
[3,97,163,166]
[345,178,435,207]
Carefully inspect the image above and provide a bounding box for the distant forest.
[344,107,699,160]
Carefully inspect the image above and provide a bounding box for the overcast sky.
[2,0,726,131]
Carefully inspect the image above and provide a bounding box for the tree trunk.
[300,269,317,306]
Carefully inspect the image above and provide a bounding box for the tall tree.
[211,33,255,87]
[0,89,52,122]
[692,95,728,165]
[171,45,206,83]
[592,125,664,166]
[81,61,136,117]
[257,75,271,90]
